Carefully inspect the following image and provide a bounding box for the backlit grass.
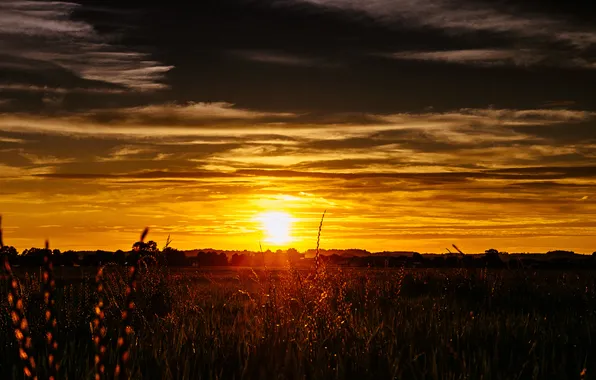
[1,265,595,379]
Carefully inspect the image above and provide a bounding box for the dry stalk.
[42,240,60,379]
[314,210,326,277]
[1,215,38,379]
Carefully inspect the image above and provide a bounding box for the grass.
[1,266,595,379]
[1,222,596,379]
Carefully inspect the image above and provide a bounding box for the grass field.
[1,264,595,380]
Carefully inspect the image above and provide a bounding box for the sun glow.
[257,211,294,245]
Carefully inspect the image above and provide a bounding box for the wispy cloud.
[388,49,542,66]
[288,0,596,44]
[229,50,338,67]
[118,102,296,123]
[0,136,25,143]
[387,49,596,69]
[287,0,596,68]
[0,1,172,92]
[0,84,127,94]
[1,105,592,141]
[459,108,594,123]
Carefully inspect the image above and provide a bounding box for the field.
[1,265,596,380]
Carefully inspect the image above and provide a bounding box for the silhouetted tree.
[163,247,187,266]
[480,248,504,268]
[22,247,50,266]
[50,249,62,265]
[217,253,228,266]
[94,250,114,265]
[195,251,228,266]
[327,254,342,264]
[62,250,78,266]
[546,250,575,255]
[146,240,158,253]
[231,253,250,266]
[287,248,301,263]
[0,245,18,265]
[132,240,159,256]
[0,245,18,257]
[114,250,126,265]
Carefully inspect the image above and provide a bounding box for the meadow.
[1,262,596,380]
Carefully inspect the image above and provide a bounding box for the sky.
[1,0,595,253]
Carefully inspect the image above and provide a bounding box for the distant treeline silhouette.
[2,242,596,269]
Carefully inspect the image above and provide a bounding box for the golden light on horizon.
[256,211,294,246]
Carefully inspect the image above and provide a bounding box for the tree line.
[1,242,595,269]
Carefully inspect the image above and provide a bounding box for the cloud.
[0,1,172,92]
[1,106,594,171]
[0,102,300,137]
[461,108,594,122]
[387,49,557,67]
[0,136,25,144]
[114,102,296,124]
[0,84,127,94]
[229,50,336,67]
[2,106,596,223]
[373,108,595,129]
[35,170,237,180]
[287,0,596,45]
[19,153,76,166]
[287,0,596,68]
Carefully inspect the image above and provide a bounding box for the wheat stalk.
[93,266,108,380]
[452,244,465,255]
[115,227,147,378]
[1,216,38,379]
[42,240,60,379]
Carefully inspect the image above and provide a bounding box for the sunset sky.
[1,0,595,253]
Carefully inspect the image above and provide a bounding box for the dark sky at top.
[2,0,596,113]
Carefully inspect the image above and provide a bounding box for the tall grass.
[42,240,59,379]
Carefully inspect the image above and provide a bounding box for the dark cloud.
[24,0,588,114]
[0,0,171,113]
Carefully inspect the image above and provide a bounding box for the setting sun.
[256,211,294,245]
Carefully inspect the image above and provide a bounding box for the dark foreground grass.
[1,265,596,380]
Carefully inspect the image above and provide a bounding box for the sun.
[256,211,294,245]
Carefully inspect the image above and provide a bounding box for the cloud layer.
[1,104,595,252]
